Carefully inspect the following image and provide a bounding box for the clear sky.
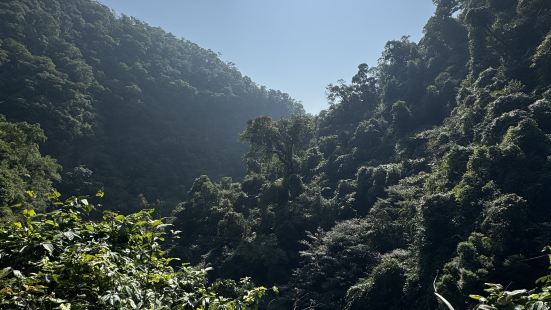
[98,0,435,113]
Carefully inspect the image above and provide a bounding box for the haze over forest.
[98,0,435,113]
[0,0,550,309]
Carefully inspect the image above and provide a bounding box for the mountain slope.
[171,1,551,309]
[0,0,302,212]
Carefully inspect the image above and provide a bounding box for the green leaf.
[63,230,77,241]
[59,303,71,310]
[0,267,12,279]
[505,289,527,297]
[527,302,542,310]
[96,190,105,198]
[155,223,172,230]
[12,270,23,279]
[23,209,36,217]
[151,219,163,227]
[42,243,54,255]
[47,191,61,200]
[469,294,485,301]
[536,275,551,285]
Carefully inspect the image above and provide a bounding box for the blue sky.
[98,0,435,113]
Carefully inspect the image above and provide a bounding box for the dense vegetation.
[0,0,301,213]
[1,0,551,308]
[0,118,272,309]
[0,115,60,211]
[170,0,551,309]
[0,194,272,309]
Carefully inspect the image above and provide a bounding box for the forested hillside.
[1,0,551,309]
[0,0,301,213]
[0,114,274,308]
[171,0,551,308]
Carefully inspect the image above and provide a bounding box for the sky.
[98,0,435,113]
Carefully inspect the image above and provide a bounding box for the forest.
[1,0,550,309]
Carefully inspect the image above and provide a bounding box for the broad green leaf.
[47,191,62,200]
[23,209,36,217]
[12,270,23,279]
[42,243,54,255]
[59,303,71,310]
[96,190,105,198]
[63,230,77,241]
[0,267,12,279]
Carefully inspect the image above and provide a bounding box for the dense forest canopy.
[171,0,551,308]
[1,0,551,309]
[0,0,302,214]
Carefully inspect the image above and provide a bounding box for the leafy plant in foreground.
[0,193,270,309]
[470,246,551,310]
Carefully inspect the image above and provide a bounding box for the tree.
[0,116,60,209]
[241,115,314,177]
[291,219,380,309]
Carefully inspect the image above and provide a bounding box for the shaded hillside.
[0,0,302,213]
[171,0,551,309]
[0,116,270,308]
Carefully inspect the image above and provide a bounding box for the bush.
[0,194,270,309]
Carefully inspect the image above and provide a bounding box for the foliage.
[0,0,302,213]
[0,194,271,309]
[2,0,551,308]
[171,0,551,308]
[344,250,411,310]
[470,246,551,310]
[241,115,315,178]
[291,219,380,309]
[0,116,60,210]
